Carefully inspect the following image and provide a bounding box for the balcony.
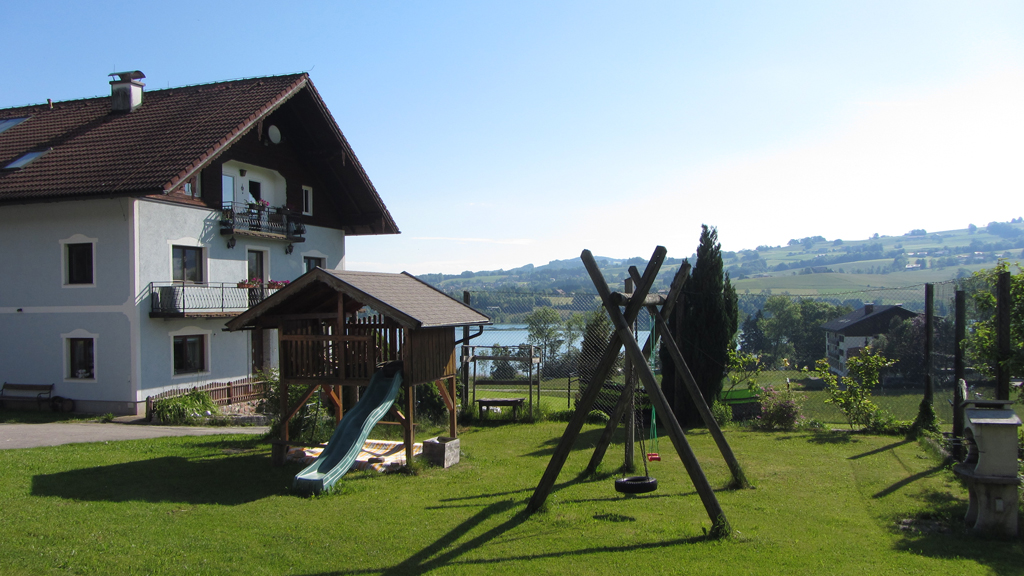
[149,282,282,318]
[220,202,306,242]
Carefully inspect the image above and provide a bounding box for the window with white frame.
[173,334,206,375]
[66,243,94,284]
[60,235,97,287]
[62,329,97,381]
[302,185,313,216]
[68,338,95,379]
[303,256,325,273]
[172,245,204,283]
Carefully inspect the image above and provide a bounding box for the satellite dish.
[267,125,282,144]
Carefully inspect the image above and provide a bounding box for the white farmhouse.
[0,72,398,414]
[821,303,918,377]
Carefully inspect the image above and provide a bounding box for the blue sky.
[4,1,1022,274]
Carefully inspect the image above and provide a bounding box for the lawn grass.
[1,421,1021,575]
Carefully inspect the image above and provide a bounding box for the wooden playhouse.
[225,269,490,465]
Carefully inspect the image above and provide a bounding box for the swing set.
[527,246,749,537]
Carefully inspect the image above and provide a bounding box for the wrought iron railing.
[219,202,306,239]
[149,282,281,316]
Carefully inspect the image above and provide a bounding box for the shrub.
[586,410,610,424]
[815,348,894,430]
[865,408,913,436]
[258,368,334,443]
[751,385,803,431]
[711,400,732,426]
[153,389,219,425]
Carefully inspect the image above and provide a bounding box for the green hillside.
[419,220,1024,296]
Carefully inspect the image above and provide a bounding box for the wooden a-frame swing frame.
[526,246,748,537]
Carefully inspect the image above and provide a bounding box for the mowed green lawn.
[1,423,1020,575]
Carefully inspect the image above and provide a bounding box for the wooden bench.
[476,397,525,421]
[1,383,54,411]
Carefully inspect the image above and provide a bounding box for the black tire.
[614,476,658,494]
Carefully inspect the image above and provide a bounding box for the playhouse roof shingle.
[226,269,491,331]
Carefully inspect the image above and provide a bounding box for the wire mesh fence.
[462,276,1000,427]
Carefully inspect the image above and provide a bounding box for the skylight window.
[0,117,27,135]
[4,150,46,170]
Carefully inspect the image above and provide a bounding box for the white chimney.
[109,70,146,112]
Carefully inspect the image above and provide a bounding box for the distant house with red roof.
[820,304,918,376]
[0,71,398,414]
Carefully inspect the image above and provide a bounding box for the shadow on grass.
[32,453,294,505]
[848,439,913,460]
[524,427,617,458]
[297,495,709,576]
[888,488,1022,576]
[872,464,946,499]
[805,430,857,444]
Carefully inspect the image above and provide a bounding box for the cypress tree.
[661,225,738,428]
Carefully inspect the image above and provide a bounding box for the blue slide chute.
[293,362,403,494]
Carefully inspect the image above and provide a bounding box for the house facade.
[821,303,918,376]
[0,72,398,414]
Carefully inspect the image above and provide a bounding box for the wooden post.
[527,246,665,513]
[585,251,730,535]
[996,271,1011,400]
[624,278,635,473]
[448,376,458,437]
[404,381,415,467]
[462,291,471,412]
[924,283,934,406]
[953,289,966,447]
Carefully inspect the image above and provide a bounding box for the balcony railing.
[149,282,281,317]
[220,202,306,240]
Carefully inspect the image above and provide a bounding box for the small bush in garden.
[711,400,732,426]
[586,410,610,424]
[257,368,335,442]
[865,408,913,436]
[751,385,803,431]
[153,389,219,425]
[815,348,894,431]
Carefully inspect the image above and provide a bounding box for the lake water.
[474,324,651,356]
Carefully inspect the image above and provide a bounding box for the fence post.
[462,291,471,412]
[996,271,1011,400]
[953,290,966,439]
[924,283,934,406]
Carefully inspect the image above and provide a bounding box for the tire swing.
[614,322,659,495]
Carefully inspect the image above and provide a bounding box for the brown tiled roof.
[226,269,491,331]
[0,74,398,235]
[0,74,302,199]
[324,270,491,328]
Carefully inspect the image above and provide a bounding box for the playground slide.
[292,362,403,494]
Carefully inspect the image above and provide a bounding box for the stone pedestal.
[423,436,460,468]
[955,400,1021,537]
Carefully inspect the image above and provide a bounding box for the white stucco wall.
[0,195,348,413]
[0,199,136,408]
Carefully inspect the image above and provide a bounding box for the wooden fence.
[145,376,267,420]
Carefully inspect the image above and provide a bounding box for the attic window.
[4,150,45,170]
[0,117,27,135]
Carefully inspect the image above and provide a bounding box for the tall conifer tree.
[661,225,738,427]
